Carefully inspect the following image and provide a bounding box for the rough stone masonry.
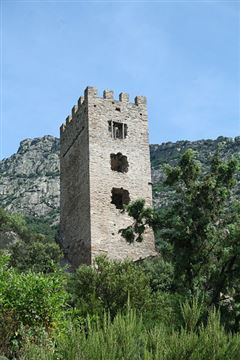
[60,86,156,268]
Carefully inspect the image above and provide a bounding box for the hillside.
[0,135,239,224]
[0,136,60,224]
[151,136,240,207]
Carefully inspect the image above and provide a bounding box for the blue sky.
[1,0,239,159]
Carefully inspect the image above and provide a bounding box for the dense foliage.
[19,308,240,360]
[69,256,152,318]
[1,253,240,359]
[0,208,62,273]
[0,149,239,358]
[121,149,240,330]
[0,255,67,358]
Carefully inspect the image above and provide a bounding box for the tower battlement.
[60,86,156,268]
[60,86,147,135]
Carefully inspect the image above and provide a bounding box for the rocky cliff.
[0,136,60,224]
[0,135,239,224]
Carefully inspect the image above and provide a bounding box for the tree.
[0,208,62,273]
[9,238,62,273]
[120,149,240,313]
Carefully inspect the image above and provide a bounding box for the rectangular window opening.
[108,121,127,139]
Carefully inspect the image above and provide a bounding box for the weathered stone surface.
[0,135,60,224]
[60,87,156,267]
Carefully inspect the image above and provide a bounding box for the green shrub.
[20,308,240,360]
[68,256,152,318]
[0,208,27,236]
[143,291,183,329]
[0,254,68,358]
[9,239,62,273]
[139,257,174,292]
[25,216,58,242]
[0,207,62,273]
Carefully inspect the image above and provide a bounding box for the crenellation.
[72,105,78,118]
[61,89,149,137]
[65,115,72,125]
[84,86,97,99]
[119,92,129,102]
[60,99,87,139]
[135,96,147,106]
[103,90,114,100]
[60,124,66,134]
[78,96,84,107]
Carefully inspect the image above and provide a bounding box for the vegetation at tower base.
[1,252,240,359]
[0,140,240,358]
[68,256,152,318]
[0,254,68,359]
[12,308,240,360]
[121,149,240,330]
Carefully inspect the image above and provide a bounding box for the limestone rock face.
[0,135,239,224]
[0,136,60,224]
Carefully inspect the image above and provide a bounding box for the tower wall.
[60,96,91,267]
[60,86,156,268]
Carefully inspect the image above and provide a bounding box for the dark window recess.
[108,121,127,139]
[111,188,130,209]
[110,153,128,173]
[115,107,121,112]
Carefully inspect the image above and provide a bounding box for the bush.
[25,216,58,242]
[0,208,27,236]
[139,257,174,292]
[68,256,152,318]
[21,308,240,360]
[9,239,62,273]
[0,207,62,273]
[0,254,68,358]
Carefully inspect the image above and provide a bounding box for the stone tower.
[60,86,156,268]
